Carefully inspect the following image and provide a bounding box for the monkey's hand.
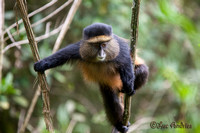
[34,60,48,73]
[121,79,135,96]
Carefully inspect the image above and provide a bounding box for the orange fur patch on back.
[134,49,145,65]
[78,61,122,90]
[135,55,144,65]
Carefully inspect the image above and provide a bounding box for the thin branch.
[53,0,82,53]
[26,124,34,132]
[45,22,51,35]
[128,117,153,132]
[6,29,21,50]
[3,24,63,53]
[146,87,168,116]
[16,0,54,132]
[122,0,141,128]
[17,109,26,133]
[7,29,16,43]
[4,0,58,35]
[32,0,73,31]
[18,0,82,132]
[0,0,5,82]
[18,86,41,133]
[4,0,73,42]
[65,119,77,133]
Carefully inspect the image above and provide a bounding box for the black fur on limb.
[34,22,148,132]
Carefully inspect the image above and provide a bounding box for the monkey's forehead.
[86,35,112,43]
[83,23,112,40]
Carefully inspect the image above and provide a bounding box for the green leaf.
[0,96,9,109]
[5,73,13,85]
[72,113,86,122]
[57,103,70,124]
[0,73,17,95]
[74,123,90,133]
[13,96,28,107]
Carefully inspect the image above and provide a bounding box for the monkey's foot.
[127,121,131,127]
[115,123,129,133]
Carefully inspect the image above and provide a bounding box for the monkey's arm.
[34,41,81,73]
[118,58,135,95]
[114,35,135,95]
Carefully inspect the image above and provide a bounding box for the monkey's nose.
[99,50,105,57]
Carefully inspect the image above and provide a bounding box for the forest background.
[0,0,200,133]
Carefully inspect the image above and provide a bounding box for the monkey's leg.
[134,64,149,90]
[118,60,135,96]
[99,84,128,133]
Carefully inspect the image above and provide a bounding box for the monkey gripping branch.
[16,0,54,132]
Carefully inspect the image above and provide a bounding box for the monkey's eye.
[101,43,106,48]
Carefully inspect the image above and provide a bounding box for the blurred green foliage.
[1,0,200,133]
[0,73,28,109]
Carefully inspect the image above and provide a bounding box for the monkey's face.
[96,42,107,61]
[80,38,120,63]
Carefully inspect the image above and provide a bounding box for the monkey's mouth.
[97,56,106,61]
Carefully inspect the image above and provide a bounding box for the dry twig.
[18,0,82,132]
[128,117,153,132]
[17,109,26,133]
[18,86,41,133]
[65,119,77,133]
[3,24,63,53]
[6,29,16,43]
[4,0,58,35]
[4,0,73,42]
[16,0,54,132]
[53,0,82,53]
[0,0,4,82]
